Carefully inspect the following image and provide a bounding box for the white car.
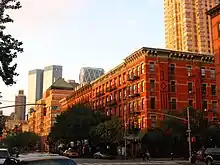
[0,148,9,165]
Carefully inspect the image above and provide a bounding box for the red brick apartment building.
[207,4,220,103]
[60,47,217,129]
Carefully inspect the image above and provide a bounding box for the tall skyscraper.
[43,65,62,93]
[79,67,105,84]
[14,90,26,120]
[164,0,219,54]
[28,69,44,105]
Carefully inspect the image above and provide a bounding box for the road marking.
[76,161,180,165]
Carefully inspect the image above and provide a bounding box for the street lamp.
[186,106,192,162]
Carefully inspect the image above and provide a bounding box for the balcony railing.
[106,99,117,107]
[128,92,140,98]
[127,74,140,81]
[96,91,105,97]
[106,85,117,92]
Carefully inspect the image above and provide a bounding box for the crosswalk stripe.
[76,161,179,165]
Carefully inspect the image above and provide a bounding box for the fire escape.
[126,71,141,132]
[105,83,117,117]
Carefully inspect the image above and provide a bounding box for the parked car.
[203,148,220,165]
[3,153,77,165]
[0,149,9,165]
[63,150,79,158]
[93,151,115,159]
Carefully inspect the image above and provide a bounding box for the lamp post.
[186,106,192,162]
[124,107,127,159]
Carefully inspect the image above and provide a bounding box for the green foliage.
[4,132,40,153]
[161,107,210,135]
[90,116,123,144]
[47,104,108,144]
[0,0,23,85]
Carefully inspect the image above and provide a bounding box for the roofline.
[207,4,220,17]
[91,47,214,85]
[49,86,73,90]
[61,47,214,103]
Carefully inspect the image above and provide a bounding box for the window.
[170,81,176,92]
[141,63,145,74]
[202,84,206,95]
[119,75,122,85]
[119,90,122,100]
[141,81,145,92]
[150,80,155,91]
[169,64,175,75]
[118,105,121,117]
[187,65,192,76]
[137,83,140,93]
[189,100,193,107]
[149,62,154,72]
[123,73,126,82]
[210,68,215,79]
[212,101,217,111]
[171,99,176,109]
[141,98,144,110]
[129,103,132,112]
[137,65,140,76]
[123,88,127,98]
[150,98,156,109]
[137,100,141,110]
[188,82,193,93]
[201,67,205,77]
[202,100,207,111]
[211,85,216,95]
[142,116,145,128]
[151,115,157,128]
[129,86,133,94]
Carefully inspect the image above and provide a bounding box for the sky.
[0,0,164,115]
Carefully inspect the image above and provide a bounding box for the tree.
[90,116,123,144]
[47,104,104,146]
[4,132,40,153]
[0,0,23,85]
[161,107,209,136]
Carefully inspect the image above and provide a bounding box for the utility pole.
[124,111,127,159]
[186,106,192,162]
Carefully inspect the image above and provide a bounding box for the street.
[73,158,204,165]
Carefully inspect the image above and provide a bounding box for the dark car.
[203,148,220,165]
[3,153,77,165]
[93,151,115,159]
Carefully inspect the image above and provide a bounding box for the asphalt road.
[73,158,205,165]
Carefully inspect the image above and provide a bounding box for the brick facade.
[60,47,218,129]
[207,4,220,108]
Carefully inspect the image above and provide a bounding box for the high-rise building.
[28,69,44,105]
[43,65,62,93]
[207,3,220,108]
[14,90,26,120]
[164,0,219,54]
[79,67,104,84]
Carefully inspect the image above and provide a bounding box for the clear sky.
[0,0,164,115]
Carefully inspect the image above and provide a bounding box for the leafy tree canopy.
[47,104,108,144]
[90,116,123,144]
[4,132,40,153]
[162,107,218,136]
[0,0,23,85]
